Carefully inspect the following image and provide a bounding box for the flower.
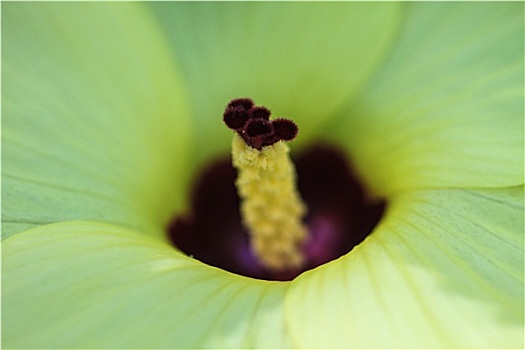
[2,2,523,348]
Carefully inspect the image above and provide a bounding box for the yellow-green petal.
[330,2,524,195]
[2,2,191,240]
[2,221,291,348]
[150,2,402,167]
[286,186,524,348]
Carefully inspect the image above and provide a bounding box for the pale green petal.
[3,221,291,348]
[286,186,524,348]
[329,2,524,195]
[150,2,402,166]
[2,3,191,240]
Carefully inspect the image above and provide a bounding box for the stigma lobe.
[223,98,298,150]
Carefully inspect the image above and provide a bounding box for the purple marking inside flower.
[168,145,385,281]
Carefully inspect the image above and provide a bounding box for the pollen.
[232,135,307,270]
[224,98,308,271]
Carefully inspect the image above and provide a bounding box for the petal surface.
[329,2,524,194]
[2,3,191,239]
[286,186,524,348]
[2,221,291,349]
[150,2,402,166]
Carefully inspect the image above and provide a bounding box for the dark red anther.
[223,98,299,149]
[223,106,250,130]
[245,119,272,137]
[227,98,254,110]
[249,106,271,120]
[245,119,272,150]
[273,118,298,141]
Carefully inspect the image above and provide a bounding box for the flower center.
[224,98,308,272]
[231,135,308,270]
[168,99,385,281]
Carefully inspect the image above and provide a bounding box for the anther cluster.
[223,98,298,150]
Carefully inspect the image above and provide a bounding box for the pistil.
[224,98,308,271]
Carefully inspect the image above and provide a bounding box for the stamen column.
[223,98,308,271]
[232,135,307,270]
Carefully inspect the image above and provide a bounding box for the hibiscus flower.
[3,2,523,348]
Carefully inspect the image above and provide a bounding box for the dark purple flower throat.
[168,99,385,281]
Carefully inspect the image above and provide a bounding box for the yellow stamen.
[231,134,308,270]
